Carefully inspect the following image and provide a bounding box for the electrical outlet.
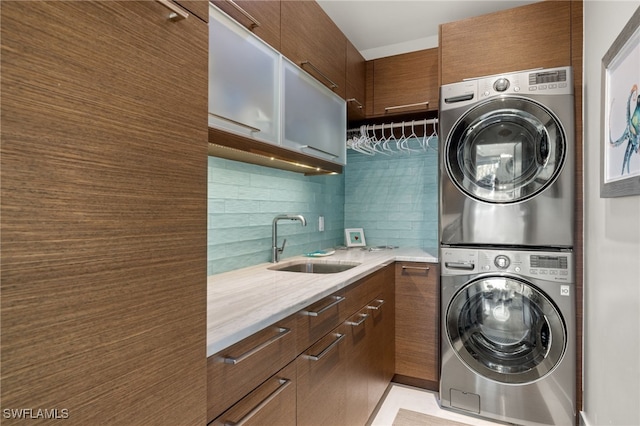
[319,216,325,232]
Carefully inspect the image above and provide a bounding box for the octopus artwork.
[610,83,640,175]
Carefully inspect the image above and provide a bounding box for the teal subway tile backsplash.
[207,138,438,275]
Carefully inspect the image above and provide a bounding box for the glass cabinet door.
[209,5,280,144]
[282,59,347,165]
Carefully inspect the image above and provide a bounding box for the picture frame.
[345,228,366,247]
[601,6,640,198]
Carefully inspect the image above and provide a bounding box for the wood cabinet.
[211,0,281,50]
[346,40,367,121]
[176,0,209,22]
[439,1,572,84]
[1,1,207,423]
[281,0,347,98]
[211,362,297,426]
[395,262,440,390]
[207,315,298,422]
[368,48,439,117]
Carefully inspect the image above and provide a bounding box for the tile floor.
[370,384,503,426]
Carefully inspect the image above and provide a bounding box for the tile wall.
[207,156,345,275]
[344,139,439,250]
[207,139,438,275]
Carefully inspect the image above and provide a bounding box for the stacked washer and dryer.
[438,67,576,426]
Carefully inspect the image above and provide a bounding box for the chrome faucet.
[272,214,307,263]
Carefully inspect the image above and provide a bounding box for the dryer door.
[445,97,566,204]
[446,276,566,384]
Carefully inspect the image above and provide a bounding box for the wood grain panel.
[211,0,281,50]
[394,262,439,386]
[346,40,366,121]
[207,315,298,422]
[176,0,209,22]
[371,48,439,117]
[440,1,572,84]
[211,362,297,426]
[1,2,207,424]
[281,0,347,98]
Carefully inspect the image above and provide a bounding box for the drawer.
[211,362,296,426]
[344,267,385,315]
[296,289,348,353]
[207,314,297,422]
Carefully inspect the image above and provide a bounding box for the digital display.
[529,69,567,85]
[530,255,568,269]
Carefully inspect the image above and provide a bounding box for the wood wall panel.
[1,2,207,424]
[440,1,572,84]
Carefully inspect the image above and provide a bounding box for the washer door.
[445,97,566,204]
[446,276,566,384]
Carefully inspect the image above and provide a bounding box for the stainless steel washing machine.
[439,67,574,248]
[440,247,575,426]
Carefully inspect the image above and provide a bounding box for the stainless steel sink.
[268,260,360,274]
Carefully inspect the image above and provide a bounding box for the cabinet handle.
[155,0,189,21]
[366,299,386,310]
[402,265,430,272]
[300,145,339,159]
[224,0,261,29]
[300,60,339,90]
[302,295,345,317]
[305,333,345,361]
[347,98,364,109]
[347,313,369,327]
[209,113,261,133]
[223,378,291,426]
[222,327,291,365]
[384,101,429,113]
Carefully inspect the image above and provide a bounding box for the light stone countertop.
[207,247,438,357]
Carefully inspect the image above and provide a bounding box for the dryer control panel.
[441,247,573,282]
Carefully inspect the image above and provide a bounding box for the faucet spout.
[272,214,307,263]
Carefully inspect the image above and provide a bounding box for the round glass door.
[446,276,566,384]
[445,97,566,204]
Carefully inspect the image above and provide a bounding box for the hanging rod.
[347,118,438,133]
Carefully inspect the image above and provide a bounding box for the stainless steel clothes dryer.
[440,247,575,426]
[439,67,574,248]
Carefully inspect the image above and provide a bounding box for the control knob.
[494,255,510,269]
[493,78,510,92]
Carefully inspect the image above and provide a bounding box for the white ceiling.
[316,0,541,60]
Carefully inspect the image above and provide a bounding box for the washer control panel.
[441,247,573,282]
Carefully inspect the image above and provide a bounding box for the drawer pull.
[224,0,261,29]
[300,145,339,159]
[223,327,291,365]
[347,313,369,327]
[303,295,345,317]
[367,299,386,310]
[347,98,364,109]
[155,0,189,21]
[305,333,345,361]
[209,113,261,133]
[301,60,339,90]
[402,265,430,272]
[223,378,291,426]
[384,101,429,113]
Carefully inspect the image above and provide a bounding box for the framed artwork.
[601,6,640,197]
[345,228,366,247]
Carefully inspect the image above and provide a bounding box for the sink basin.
[268,260,361,274]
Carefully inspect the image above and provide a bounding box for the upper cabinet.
[367,48,439,118]
[281,0,347,98]
[208,5,280,145]
[346,40,366,121]
[439,1,572,84]
[282,60,347,165]
[210,0,281,50]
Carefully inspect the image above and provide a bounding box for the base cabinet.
[395,262,440,390]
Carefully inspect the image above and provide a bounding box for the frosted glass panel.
[282,60,346,165]
[209,6,279,144]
